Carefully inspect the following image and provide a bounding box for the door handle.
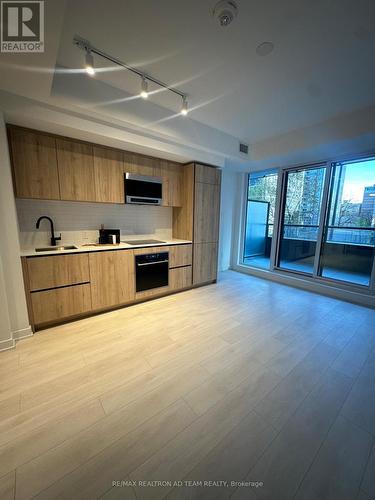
[137,260,169,266]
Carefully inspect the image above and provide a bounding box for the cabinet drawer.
[169,266,192,290]
[31,284,92,324]
[169,245,192,268]
[27,254,90,291]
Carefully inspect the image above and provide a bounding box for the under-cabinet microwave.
[124,173,162,205]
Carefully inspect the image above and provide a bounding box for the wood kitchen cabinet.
[27,254,90,291]
[8,127,60,200]
[23,253,92,326]
[93,146,124,203]
[22,245,197,330]
[172,164,194,241]
[162,161,182,207]
[123,151,161,177]
[89,250,135,309]
[169,266,192,290]
[195,163,221,185]
[56,138,96,202]
[8,126,184,207]
[31,284,92,325]
[194,181,221,244]
[193,242,218,284]
[124,153,182,207]
[169,244,192,268]
[192,164,221,285]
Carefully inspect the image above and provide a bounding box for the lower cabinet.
[23,244,196,329]
[169,244,192,268]
[27,253,90,291]
[193,242,218,285]
[169,266,192,290]
[31,284,92,324]
[89,250,135,309]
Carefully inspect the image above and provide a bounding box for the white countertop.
[20,239,192,257]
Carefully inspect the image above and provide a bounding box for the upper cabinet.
[171,163,194,240]
[93,146,124,203]
[8,127,60,200]
[195,163,221,185]
[8,126,183,206]
[123,151,161,177]
[123,152,182,207]
[161,161,182,207]
[56,139,96,202]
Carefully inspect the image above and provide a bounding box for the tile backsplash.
[16,199,173,248]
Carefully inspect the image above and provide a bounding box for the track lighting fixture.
[140,76,148,99]
[84,48,95,76]
[74,36,189,114]
[181,96,188,116]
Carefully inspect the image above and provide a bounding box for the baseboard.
[12,326,33,341]
[0,338,15,352]
[232,264,375,309]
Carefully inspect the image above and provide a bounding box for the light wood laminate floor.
[1,270,375,500]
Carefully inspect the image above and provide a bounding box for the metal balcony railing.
[278,223,375,246]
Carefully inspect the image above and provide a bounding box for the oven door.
[135,253,169,292]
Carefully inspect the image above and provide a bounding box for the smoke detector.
[212,0,238,27]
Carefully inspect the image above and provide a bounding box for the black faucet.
[36,216,61,247]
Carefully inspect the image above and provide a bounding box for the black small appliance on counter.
[98,227,120,244]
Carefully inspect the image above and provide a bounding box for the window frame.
[239,153,375,295]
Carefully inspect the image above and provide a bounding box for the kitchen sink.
[35,245,78,252]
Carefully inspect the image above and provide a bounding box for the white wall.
[0,257,13,350]
[218,167,240,272]
[0,113,31,346]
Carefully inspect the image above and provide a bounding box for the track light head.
[181,96,188,116]
[85,49,95,76]
[140,76,148,99]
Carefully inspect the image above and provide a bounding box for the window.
[319,159,375,286]
[241,154,375,292]
[242,169,278,269]
[278,165,326,275]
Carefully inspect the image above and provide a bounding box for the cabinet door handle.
[137,260,169,267]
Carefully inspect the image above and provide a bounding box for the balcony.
[243,224,375,286]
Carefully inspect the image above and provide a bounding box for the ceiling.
[0,0,374,169]
[56,0,375,143]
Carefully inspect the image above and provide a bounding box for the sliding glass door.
[277,165,326,275]
[242,156,375,291]
[242,169,278,269]
[318,159,375,286]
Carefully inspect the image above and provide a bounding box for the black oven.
[135,252,169,292]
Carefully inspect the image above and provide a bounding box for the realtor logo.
[1,1,44,52]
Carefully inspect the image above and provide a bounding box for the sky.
[342,159,375,203]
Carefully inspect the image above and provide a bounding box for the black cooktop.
[122,239,166,245]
